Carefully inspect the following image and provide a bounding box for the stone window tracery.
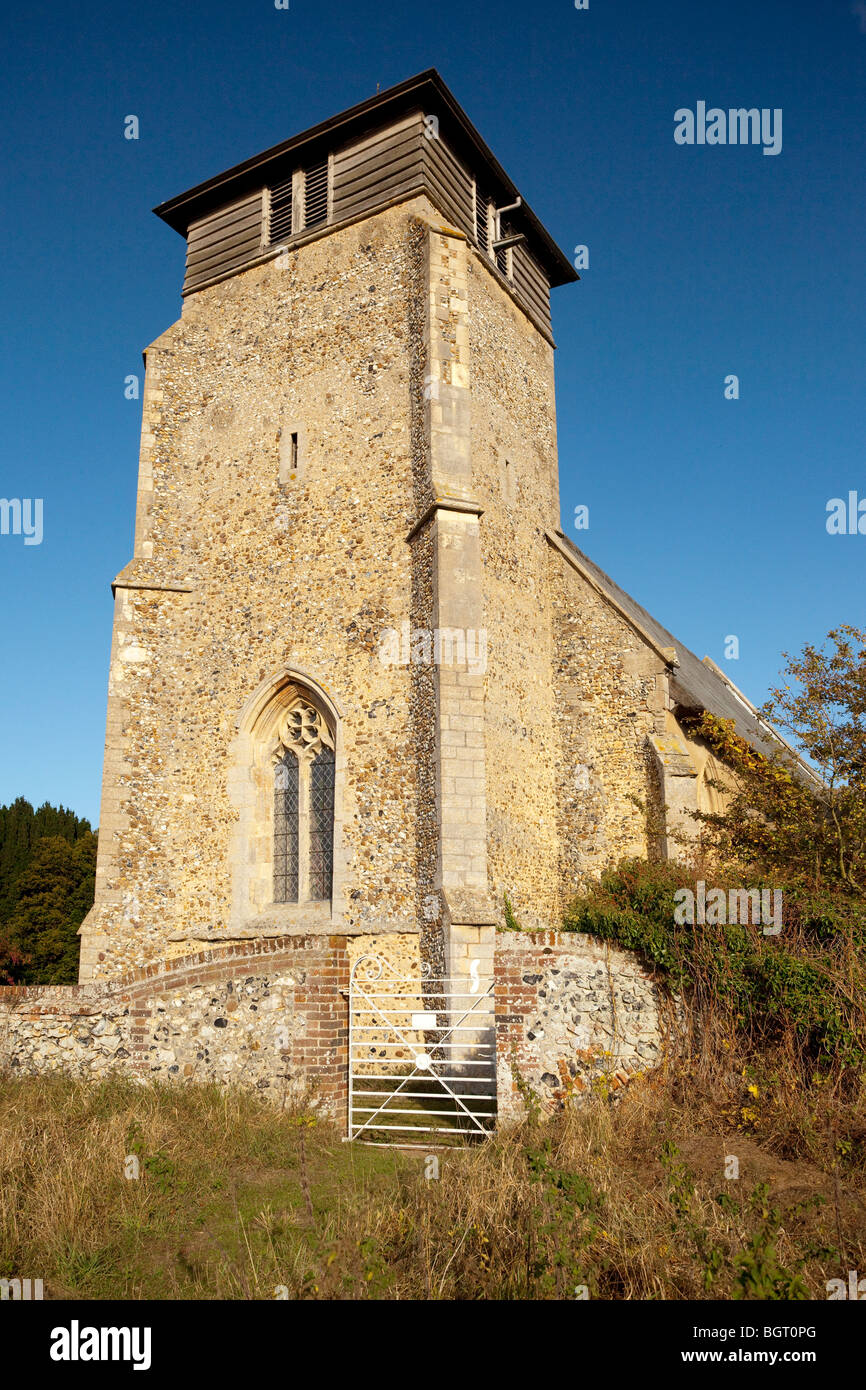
[272,699,335,904]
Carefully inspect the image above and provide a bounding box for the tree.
[5,833,97,984]
[684,626,866,893]
[0,798,93,925]
[0,930,29,985]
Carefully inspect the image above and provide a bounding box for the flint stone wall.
[0,936,353,1121]
[495,931,676,1119]
[0,931,676,1129]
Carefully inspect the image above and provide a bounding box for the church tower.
[79,70,578,987]
[2,69,794,1121]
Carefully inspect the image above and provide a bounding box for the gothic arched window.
[272,699,335,904]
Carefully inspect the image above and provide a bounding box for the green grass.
[2,1070,864,1299]
[0,1076,410,1299]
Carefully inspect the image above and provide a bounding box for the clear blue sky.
[1,0,863,826]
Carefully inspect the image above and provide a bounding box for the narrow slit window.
[503,457,517,505]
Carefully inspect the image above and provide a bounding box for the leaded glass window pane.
[309,745,335,901]
[274,752,299,903]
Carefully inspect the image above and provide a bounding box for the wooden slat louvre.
[304,159,329,228]
[495,219,511,277]
[268,176,294,243]
[475,187,490,255]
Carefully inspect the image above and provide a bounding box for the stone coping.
[494,930,666,978]
[167,922,420,941]
[0,934,352,1005]
[495,929,611,950]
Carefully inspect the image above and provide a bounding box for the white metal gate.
[348,953,497,1147]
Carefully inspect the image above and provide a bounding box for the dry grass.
[1,1054,863,1300]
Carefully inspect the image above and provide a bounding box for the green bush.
[563,859,866,1069]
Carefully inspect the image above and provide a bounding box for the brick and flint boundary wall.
[494,931,677,1121]
[0,936,350,1125]
[1,930,677,1130]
